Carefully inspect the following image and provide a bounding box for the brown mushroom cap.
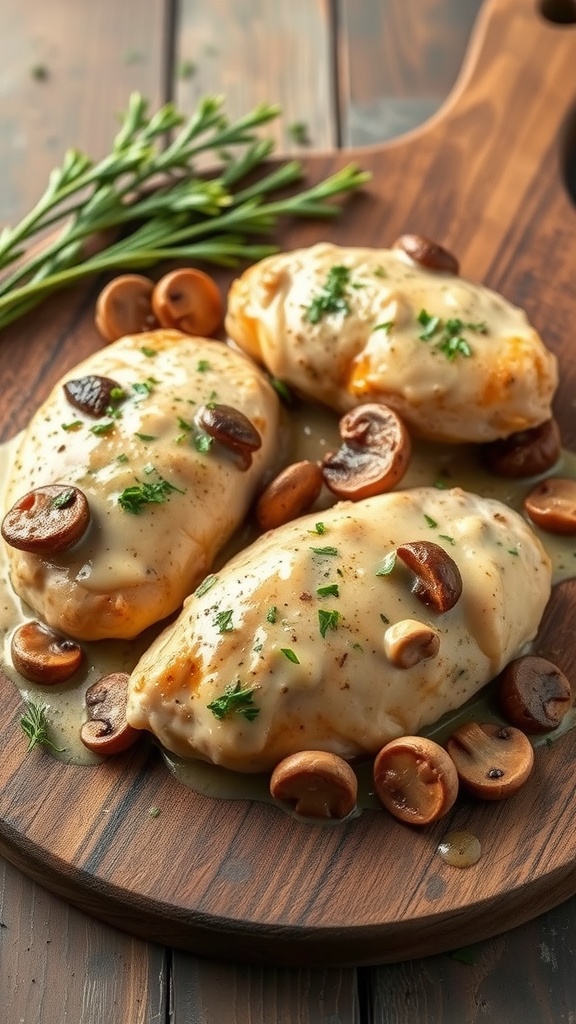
[446,722,534,800]
[498,655,573,733]
[396,540,463,613]
[197,403,262,470]
[152,268,223,337]
[2,484,90,555]
[63,374,123,417]
[11,621,82,685]
[524,477,576,535]
[255,460,323,531]
[481,419,561,478]
[95,275,157,343]
[392,234,459,275]
[270,750,358,819]
[373,736,459,825]
[383,619,440,668]
[80,672,141,756]
[322,403,411,500]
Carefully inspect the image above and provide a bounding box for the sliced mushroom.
[373,736,459,825]
[393,234,459,275]
[481,419,561,478]
[498,655,573,733]
[197,403,262,470]
[152,268,223,337]
[383,619,440,668]
[524,477,576,534]
[80,672,141,756]
[396,540,462,613]
[270,750,358,819]
[255,461,323,530]
[11,621,82,684]
[63,374,123,418]
[2,484,90,555]
[95,275,158,343]
[321,403,411,500]
[446,722,534,800]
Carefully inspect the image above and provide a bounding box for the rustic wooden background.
[3,1,576,1021]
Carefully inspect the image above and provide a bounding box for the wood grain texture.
[175,0,336,153]
[337,0,484,144]
[366,893,576,1023]
[170,955,360,1023]
[0,0,168,227]
[0,857,168,1024]
[1,0,576,974]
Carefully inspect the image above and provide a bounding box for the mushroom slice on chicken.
[225,242,558,444]
[127,487,551,772]
[3,330,280,640]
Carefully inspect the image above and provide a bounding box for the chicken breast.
[127,487,551,772]
[225,242,558,443]
[4,330,279,640]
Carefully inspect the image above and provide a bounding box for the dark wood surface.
[4,0,576,1020]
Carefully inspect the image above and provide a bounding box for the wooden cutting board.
[1,0,576,967]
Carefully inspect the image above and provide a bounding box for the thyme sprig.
[0,93,370,331]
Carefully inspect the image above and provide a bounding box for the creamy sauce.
[1,400,574,797]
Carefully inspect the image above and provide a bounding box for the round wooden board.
[2,0,576,967]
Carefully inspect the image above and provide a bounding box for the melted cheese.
[225,242,558,443]
[4,329,280,640]
[127,487,551,771]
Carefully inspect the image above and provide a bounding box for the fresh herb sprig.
[207,680,259,722]
[0,93,370,331]
[19,701,64,753]
[417,309,487,361]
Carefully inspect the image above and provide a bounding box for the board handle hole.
[540,0,576,24]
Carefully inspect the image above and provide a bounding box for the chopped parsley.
[270,377,293,404]
[177,416,193,432]
[118,477,183,513]
[373,321,393,332]
[417,309,487,360]
[61,420,83,431]
[317,584,340,598]
[196,359,211,372]
[134,432,158,442]
[310,545,339,557]
[132,379,156,395]
[52,488,75,509]
[90,421,115,436]
[438,534,456,546]
[318,609,340,638]
[281,648,300,664]
[424,514,438,528]
[195,574,218,597]
[140,346,157,357]
[214,609,234,632]
[375,551,397,576]
[194,432,214,454]
[304,265,353,324]
[207,680,259,722]
[311,522,327,535]
[116,453,129,464]
[266,606,278,624]
[380,613,390,624]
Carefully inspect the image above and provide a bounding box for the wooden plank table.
[1,1,576,1020]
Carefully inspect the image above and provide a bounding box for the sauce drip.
[1,400,575,803]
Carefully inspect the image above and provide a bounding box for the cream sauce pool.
[1,402,575,806]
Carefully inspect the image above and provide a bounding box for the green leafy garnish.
[19,701,64,753]
[116,453,129,463]
[196,359,211,372]
[380,613,390,624]
[140,346,157,357]
[281,648,300,664]
[270,377,293,404]
[318,609,340,638]
[317,584,339,598]
[51,488,75,509]
[207,680,259,722]
[424,514,438,528]
[310,545,339,556]
[195,573,218,597]
[438,534,456,546]
[214,609,234,632]
[266,605,278,624]
[90,421,115,436]
[311,522,326,535]
[375,551,397,576]
[373,320,393,332]
[417,309,487,361]
[0,93,368,331]
[304,265,353,324]
[118,476,183,513]
[61,420,83,431]
[134,432,157,441]
[194,432,214,453]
